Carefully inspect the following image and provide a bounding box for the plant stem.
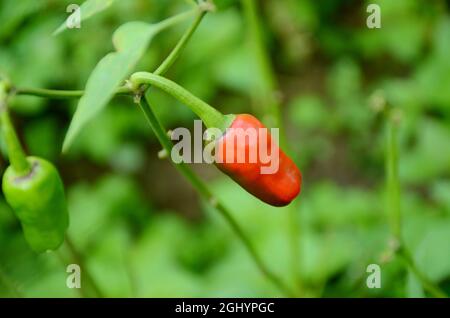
[242,0,282,132]
[153,8,197,34]
[139,97,294,297]
[137,7,293,291]
[385,111,447,298]
[399,247,447,298]
[131,72,234,131]
[139,3,294,296]
[154,9,207,76]
[386,119,401,239]
[14,86,132,99]
[15,88,84,99]
[0,84,31,175]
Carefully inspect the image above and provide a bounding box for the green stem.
[154,10,207,76]
[139,96,294,297]
[153,8,197,34]
[14,86,132,99]
[386,120,401,239]
[242,0,282,132]
[399,248,447,298]
[8,6,204,101]
[385,111,447,298]
[0,84,31,175]
[11,9,200,101]
[131,72,234,131]
[138,4,294,296]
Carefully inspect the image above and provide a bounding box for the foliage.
[0,0,449,297]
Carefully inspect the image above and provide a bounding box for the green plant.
[1,0,448,299]
[0,0,298,297]
[383,98,447,298]
[0,83,68,253]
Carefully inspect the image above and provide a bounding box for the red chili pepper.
[129,74,302,207]
[215,114,302,207]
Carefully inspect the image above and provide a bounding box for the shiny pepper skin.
[215,114,302,207]
[2,157,69,253]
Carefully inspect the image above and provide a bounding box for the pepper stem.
[130,72,235,131]
[0,82,31,175]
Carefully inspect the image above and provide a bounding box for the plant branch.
[385,108,447,298]
[386,117,401,240]
[10,8,203,101]
[138,97,294,297]
[135,9,294,294]
[153,8,197,34]
[154,8,208,76]
[13,86,132,99]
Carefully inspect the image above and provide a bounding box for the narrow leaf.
[62,22,157,152]
[53,0,114,36]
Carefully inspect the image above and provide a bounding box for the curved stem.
[0,83,31,175]
[139,96,294,297]
[131,72,234,131]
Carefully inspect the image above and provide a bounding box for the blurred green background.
[0,0,449,297]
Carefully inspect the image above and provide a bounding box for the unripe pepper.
[215,114,301,207]
[2,157,69,253]
[0,82,69,253]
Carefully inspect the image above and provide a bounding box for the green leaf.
[62,22,157,152]
[53,0,114,36]
[414,221,450,282]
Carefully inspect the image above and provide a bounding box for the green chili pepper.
[2,157,69,253]
[0,82,69,253]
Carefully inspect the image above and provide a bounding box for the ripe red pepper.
[215,114,301,207]
[129,73,302,207]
